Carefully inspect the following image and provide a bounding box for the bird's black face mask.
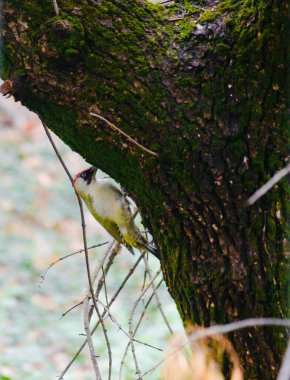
[79,166,97,185]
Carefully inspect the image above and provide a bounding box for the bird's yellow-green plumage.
[73,167,158,257]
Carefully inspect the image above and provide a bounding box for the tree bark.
[1,0,289,378]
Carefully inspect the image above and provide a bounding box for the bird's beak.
[86,166,97,184]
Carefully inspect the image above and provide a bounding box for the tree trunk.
[1,0,288,378]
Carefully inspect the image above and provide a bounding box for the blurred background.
[0,82,184,380]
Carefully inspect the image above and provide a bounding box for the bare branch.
[52,0,60,16]
[39,242,108,286]
[128,270,162,379]
[83,298,102,380]
[97,299,162,351]
[99,268,113,380]
[42,124,101,335]
[58,252,146,379]
[167,12,187,22]
[142,318,290,377]
[60,242,116,320]
[143,255,173,335]
[88,242,120,322]
[90,112,159,157]
[89,301,112,380]
[42,124,113,380]
[188,318,290,338]
[88,240,116,298]
[101,265,110,307]
[277,339,290,380]
[78,194,101,318]
[190,4,206,11]
[61,301,83,319]
[159,0,205,10]
[42,124,74,183]
[83,244,114,380]
[141,254,149,291]
[119,279,163,380]
[94,243,120,299]
[247,162,290,205]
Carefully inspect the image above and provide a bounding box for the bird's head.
[73,166,97,194]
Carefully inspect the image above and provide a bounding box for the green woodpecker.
[73,167,158,257]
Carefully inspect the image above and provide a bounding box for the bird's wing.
[99,180,123,196]
[99,218,124,244]
[97,216,135,254]
[103,182,135,223]
[85,193,123,242]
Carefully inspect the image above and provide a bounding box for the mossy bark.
[1,0,289,378]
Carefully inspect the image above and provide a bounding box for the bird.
[73,166,158,257]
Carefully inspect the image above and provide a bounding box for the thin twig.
[57,252,146,380]
[129,327,143,378]
[52,0,60,16]
[88,300,112,380]
[97,299,162,351]
[277,339,290,380]
[88,240,115,298]
[143,255,173,335]
[247,162,290,205]
[90,112,159,157]
[42,124,73,182]
[102,265,110,307]
[158,0,174,4]
[60,242,118,319]
[89,243,120,321]
[159,0,206,10]
[43,124,101,321]
[84,244,114,380]
[128,270,162,380]
[141,318,290,377]
[97,306,112,380]
[141,255,148,291]
[168,12,187,22]
[42,124,103,376]
[78,194,102,319]
[119,279,163,380]
[60,243,114,318]
[191,4,206,11]
[39,242,108,286]
[99,267,113,380]
[61,301,83,318]
[95,243,120,298]
[83,298,102,379]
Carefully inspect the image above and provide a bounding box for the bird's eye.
[81,172,86,178]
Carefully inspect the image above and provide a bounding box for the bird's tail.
[125,244,135,255]
[144,242,159,258]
